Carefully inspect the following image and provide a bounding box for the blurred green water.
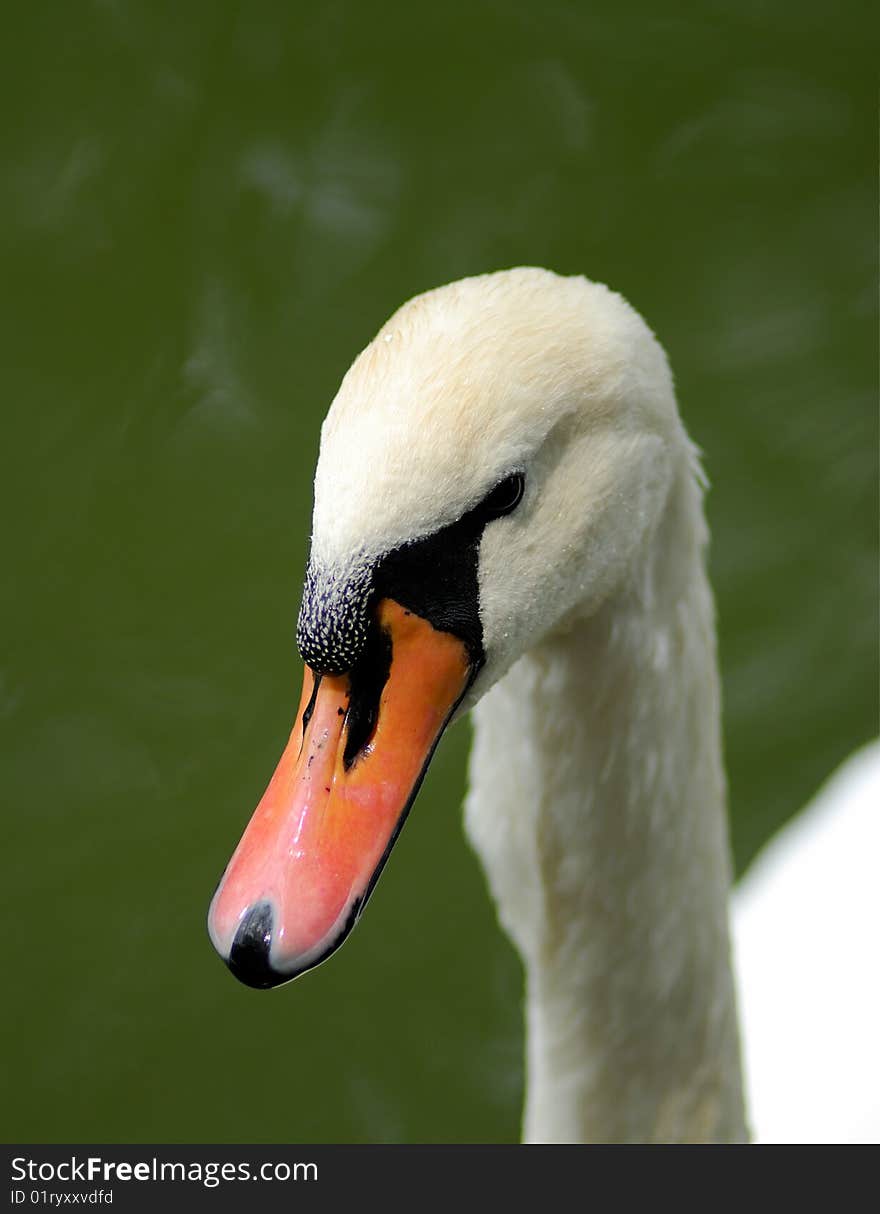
[1,0,876,1143]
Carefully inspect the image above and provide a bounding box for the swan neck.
[466,464,748,1143]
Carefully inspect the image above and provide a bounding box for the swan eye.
[481,473,525,518]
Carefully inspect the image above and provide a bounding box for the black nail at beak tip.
[219,895,365,990]
[226,902,289,990]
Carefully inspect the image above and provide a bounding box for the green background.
[2,0,876,1143]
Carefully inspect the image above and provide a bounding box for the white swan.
[207,267,874,1144]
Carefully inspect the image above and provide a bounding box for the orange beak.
[207,599,473,987]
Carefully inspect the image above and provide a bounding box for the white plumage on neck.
[466,451,747,1143]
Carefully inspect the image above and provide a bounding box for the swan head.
[208,267,684,987]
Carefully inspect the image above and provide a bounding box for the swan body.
[732,740,880,1144]
[209,267,862,1143]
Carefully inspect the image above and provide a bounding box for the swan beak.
[207,598,472,988]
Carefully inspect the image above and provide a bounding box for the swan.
[206,266,870,1143]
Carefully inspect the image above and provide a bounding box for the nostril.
[227,903,286,990]
[342,619,393,770]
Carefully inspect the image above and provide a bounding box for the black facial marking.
[301,672,322,738]
[296,471,525,676]
[342,618,393,769]
[370,471,525,667]
[373,513,484,666]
